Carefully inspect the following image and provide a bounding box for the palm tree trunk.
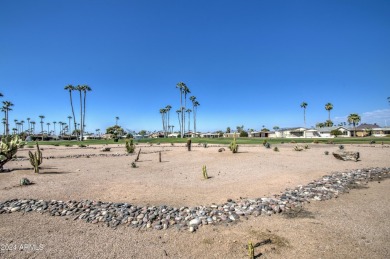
[83,91,87,141]
[79,90,83,141]
[68,90,78,140]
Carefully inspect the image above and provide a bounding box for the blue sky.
[1,0,389,134]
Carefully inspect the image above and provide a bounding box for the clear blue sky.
[1,0,390,134]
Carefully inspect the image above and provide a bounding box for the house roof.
[355,123,380,129]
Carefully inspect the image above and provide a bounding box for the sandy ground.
[0,143,389,258]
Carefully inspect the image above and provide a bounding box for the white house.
[372,127,390,137]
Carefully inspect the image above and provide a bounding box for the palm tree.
[325,102,333,121]
[165,105,172,136]
[115,116,119,126]
[27,117,31,134]
[2,118,6,135]
[39,115,45,140]
[58,121,63,136]
[67,116,72,135]
[300,102,308,128]
[53,121,57,135]
[20,120,25,133]
[30,121,36,134]
[176,109,182,137]
[183,85,191,135]
[160,108,167,137]
[96,128,100,137]
[81,84,92,141]
[189,96,196,133]
[347,113,361,137]
[176,82,186,137]
[186,108,192,133]
[46,122,51,135]
[2,101,14,135]
[64,84,78,139]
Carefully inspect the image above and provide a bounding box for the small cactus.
[229,134,239,153]
[273,146,279,152]
[202,165,208,179]
[0,135,23,171]
[28,142,43,173]
[248,241,254,259]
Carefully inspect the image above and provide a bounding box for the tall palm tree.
[300,102,308,128]
[189,96,196,133]
[2,101,14,135]
[325,102,333,121]
[58,121,63,136]
[39,115,45,140]
[186,109,192,133]
[64,84,78,139]
[30,121,36,134]
[193,100,200,135]
[347,113,361,137]
[165,105,172,136]
[53,121,57,135]
[27,117,31,134]
[20,120,25,133]
[183,85,191,135]
[2,118,6,135]
[176,109,182,137]
[176,82,186,137]
[160,108,167,137]
[47,122,51,135]
[67,116,72,135]
[81,84,92,141]
[115,116,119,126]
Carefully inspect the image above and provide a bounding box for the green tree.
[2,101,14,135]
[106,125,124,135]
[226,127,231,133]
[53,121,57,135]
[115,116,119,126]
[64,84,78,139]
[165,105,172,135]
[39,115,45,140]
[160,108,167,137]
[27,117,31,133]
[347,113,361,137]
[300,102,308,128]
[190,96,200,135]
[325,102,333,121]
[46,122,50,135]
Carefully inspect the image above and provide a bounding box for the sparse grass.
[282,206,315,219]
[27,137,390,146]
[248,230,290,248]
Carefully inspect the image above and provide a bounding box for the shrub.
[339,145,344,150]
[79,144,87,148]
[262,140,268,146]
[304,144,310,149]
[65,144,72,147]
[370,141,376,144]
[131,162,137,168]
[20,178,32,186]
[125,139,135,154]
[290,140,296,144]
[53,143,59,146]
[264,142,271,149]
[273,147,279,152]
[203,143,208,148]
[324,151,329,155]
[294,145,303,151]
[327,140,334,144]
[313,140,319,144]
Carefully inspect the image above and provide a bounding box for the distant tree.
[300,102,308,128]
[139,130,147,136]
[347,113,361,137]
[52,121,57,135]
[165,105,172,135]
[186,109,192,133]
[27,117,31,133]
[30,121,36,134]
[160,108,167,137]
[2,101,14,135]
[331,129,342,137]
[115,116,119,126]
[261,128,270,132]
[226,127,231,133]
[325,102,333,121]
[239,130,248,137]
[39,115,45,140]
[316,122,325,128]
[324,120,334,127]
[106,125,125,139]
[46,122,51,135]
[64,84,78,139]
[80,85,92,141]
[176,109,182,136]
[67,116,72,134]
[273,126,280,131]
[176,82,186,137]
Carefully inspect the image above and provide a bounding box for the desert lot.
[0,143,389,258]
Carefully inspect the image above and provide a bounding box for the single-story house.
[201,132,220,138]
[168,133,180,138]
[353,123,380,137]
[372,127,390,137]
[249,131,271,138]
[316,126,351,138]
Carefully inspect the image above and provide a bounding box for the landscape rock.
[332,151,360,162]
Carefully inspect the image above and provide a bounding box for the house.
[280,127,307,138]
[353,123,380,137]
[316,126,351,138]
[201,132,220,138]
[372,127,390,137]
[249,131,271,138]
[168,133,179,138]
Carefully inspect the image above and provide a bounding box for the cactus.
[229,134,239,153]
[187,138,192,151]
[294,145,304,151]
[248,241,254,259]
[273,146,279,152]
[0,135,23,171]
[28,142,43,173]
[202,165,208,179]
[125,138,135,153]
[264,142,271,149]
